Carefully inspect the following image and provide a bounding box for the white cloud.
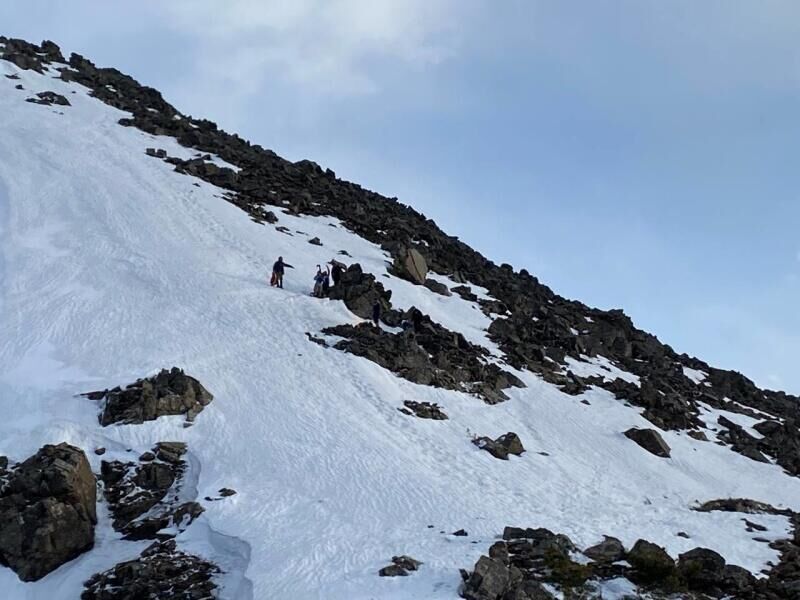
[159,0,467,97]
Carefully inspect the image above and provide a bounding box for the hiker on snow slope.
[271,256,293,288]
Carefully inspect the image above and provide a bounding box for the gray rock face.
[84,367,213,426]
[82,539,219,600]
[624,427,671,458]
[473,432,525,460]
[0,443,96,581]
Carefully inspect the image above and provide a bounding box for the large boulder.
[84,367,213,426]
[0,443,96,581]
[583,536,625,563]
[393,247,428,285]
[473,432,525,460]
[677,547,726,592]
[624,427,671,458]
[627,539,675,583]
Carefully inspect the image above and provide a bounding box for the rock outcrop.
[322,320,522,404]
[82,540,219,600]
[325,263,392,320]
[461,526,765,599]
[84,367,213,426]
[0,443,96,581]
[100,442,202,540]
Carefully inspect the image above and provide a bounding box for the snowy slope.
[1,56,800,600]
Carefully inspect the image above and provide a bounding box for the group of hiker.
[270,256,382,327]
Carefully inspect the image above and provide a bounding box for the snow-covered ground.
[2,58,800,600]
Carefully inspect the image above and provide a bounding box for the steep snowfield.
[2,59,800,600]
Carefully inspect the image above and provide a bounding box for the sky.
[2,1,799,394]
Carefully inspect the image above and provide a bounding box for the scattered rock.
[308,236,322,246]
[687,430,709,441]
[379,555,422,577]
[624,427,671,458]
[473,432,525,460]
[0,443,96,581]
[399,400,448,420]
[453,529,468,537]
[84,367,213,426]
[219,488,237,497]
[94,447,106,456]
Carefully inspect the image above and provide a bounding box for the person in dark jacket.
[330,261,344,286]
[271,256,293,288]
[372,301,381,329]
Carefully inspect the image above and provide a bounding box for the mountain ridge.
[1,36,799,599]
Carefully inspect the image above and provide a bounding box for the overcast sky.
[3,1,799,393]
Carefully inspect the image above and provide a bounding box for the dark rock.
[451,285,478,302]
[379,564,408,577]
[400,400,448,420]
[26,90,70,106]
[379,555,421,577]
[219,488,236,497]
[624,427,671,458]
[453,529,468,537]
[462,555,517,599]
[0,443,96,581]
[308,236,322,246]
[677,547,726,592]
[687,430,709,441]
[473,432,525,460]
[84,367,213,426]
[323,312,522,404]
[424,278,451,296]
[101,442,197,540]
[325,263,392,320]
[583,536,625,563]
[94,447,106,456]
[81,540,219,600]
[694,498,790,515]
[627,539,676,583]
